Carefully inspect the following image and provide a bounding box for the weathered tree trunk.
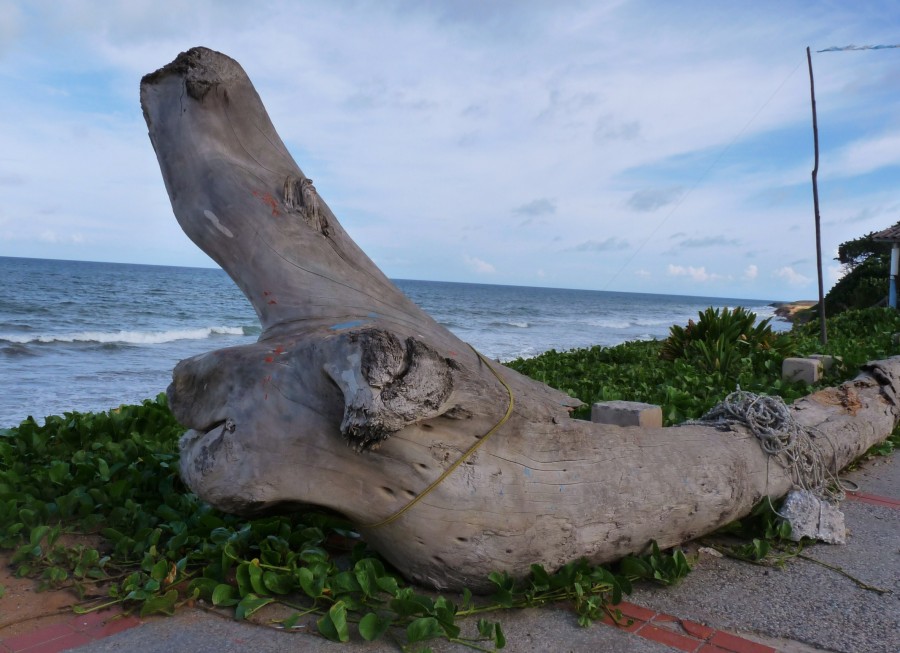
[140,47,900,592]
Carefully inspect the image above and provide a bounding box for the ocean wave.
[1,343,38,357]
[633,317,679,327]
[0,326,251,346]
[585,318,631,329]
[488,320,530,329]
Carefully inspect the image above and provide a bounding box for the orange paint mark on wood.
[252,189,280,216]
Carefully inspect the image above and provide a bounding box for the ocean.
[0,256,786,428]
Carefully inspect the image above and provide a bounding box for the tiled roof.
[872,221,900,242]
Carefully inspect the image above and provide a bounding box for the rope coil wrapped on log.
[685,390,843,503]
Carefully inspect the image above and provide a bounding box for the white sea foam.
[586,318,631,329]
[634,317,679,327]
[0,326,247,345]
[488,320,530,328]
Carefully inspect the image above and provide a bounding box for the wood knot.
[283,176,329,235]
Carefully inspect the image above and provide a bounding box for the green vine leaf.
[211,583,239,607]
[262,570,293,595]
[139,589,178,617]
[317,601,350,642]
[358,612,393,641]
[406,616,443,643]
[295,566,325,599]
[235,594,275,621]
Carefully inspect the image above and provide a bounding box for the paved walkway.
[2,453,897,653]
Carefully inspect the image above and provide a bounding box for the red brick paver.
[637,623,702,651]
[5,480,898,653]
[708,629,776,653]
[845,491,900,509]
[0,609,140,653]
[605,601,777,653]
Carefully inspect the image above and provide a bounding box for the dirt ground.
[0,554,85,638]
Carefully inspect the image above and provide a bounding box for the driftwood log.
[141,47,900,592]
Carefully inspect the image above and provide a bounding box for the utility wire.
[818,44,900,52]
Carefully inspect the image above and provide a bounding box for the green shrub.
[660,307,794,384]
[824,255,888,314]
[508,306,900,426]
[793,306,900,373]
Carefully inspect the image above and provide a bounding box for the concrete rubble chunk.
[808,353,840,371]
[780,489,846,544]
[591,400,663,428]
[782,357,822,384]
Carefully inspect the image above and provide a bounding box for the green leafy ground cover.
[506,306,900,424]
[1,307,898,650]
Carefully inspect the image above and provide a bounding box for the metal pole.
[807,46,827,345]
[891,245,899,309]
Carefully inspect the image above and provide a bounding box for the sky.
[0,1,898,300]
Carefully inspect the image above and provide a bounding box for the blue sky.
[0,1,898,300]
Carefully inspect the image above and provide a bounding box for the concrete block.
[780,489,846,544]
[807,354,840,371]
[591,400,662,428]
[782,357,822,384]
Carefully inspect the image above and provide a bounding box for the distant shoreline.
[771,300,817,323]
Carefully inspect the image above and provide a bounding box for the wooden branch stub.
[324,329,455,451]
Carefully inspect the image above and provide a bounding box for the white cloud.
[0,3,23,57]
[38,230,86,244]
[569,238,629,253]
[627,186,684,213]
[667,264,727,282]
[513,198,556,217]
[679,236,741,249]
[829,130,900,179]
[743,264,758,280]
[0,2,895,299]
[634,269,651,278]
[627,187,683,212]
[828,265,846,285]
[774,266,811,287]
[464,254,495,274]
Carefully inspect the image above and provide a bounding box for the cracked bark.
[141,47,900,592]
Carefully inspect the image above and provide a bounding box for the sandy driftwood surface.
[140,47,900,592]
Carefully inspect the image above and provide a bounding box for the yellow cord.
[362,346,514,529]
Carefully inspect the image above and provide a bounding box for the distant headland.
[771,300,817,323]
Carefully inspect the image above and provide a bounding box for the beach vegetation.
[1,306,898,647]
[805,231,892,318]
[0,394,636,649]
[659,306,793,383]
[507,306,900,424]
